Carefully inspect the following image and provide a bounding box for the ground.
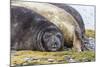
[11,50,95,66]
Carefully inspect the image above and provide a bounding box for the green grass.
[85,29,95,38]
[11,50,95,66]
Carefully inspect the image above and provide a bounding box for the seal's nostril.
[54,42,57,45]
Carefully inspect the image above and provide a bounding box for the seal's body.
[50,3,85,35]
[11,1,86,52]
[11,6,64,51]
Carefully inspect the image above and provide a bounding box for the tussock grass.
[85,29,95,38]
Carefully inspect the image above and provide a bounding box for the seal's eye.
[55,42,58,45]
[56,34,62,40]
[56,35,60,38]
[44,35,51,39]
[43,32,52,39]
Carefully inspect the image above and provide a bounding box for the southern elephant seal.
[11,6,64,51]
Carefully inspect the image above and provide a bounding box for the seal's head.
[42,26,64,51]
[33,20,64,51]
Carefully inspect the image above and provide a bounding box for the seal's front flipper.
[73,32,82,52]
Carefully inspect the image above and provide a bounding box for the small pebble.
[22,63,28,65]
[85,37,95,51]
[68,58,76,63]
[48,59,55,62]
[65,56,76,63]
[24,57,32,61]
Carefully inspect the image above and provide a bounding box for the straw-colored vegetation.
[85,29,95,38]
[11,50,95,66]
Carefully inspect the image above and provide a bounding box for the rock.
[24,57,39,62]
[82,58,90,62]
[11,64,15,67]
[65,56,76,63]
[22,63,28,66]
[85,37,95,51]
[48,59,55,62]
[68,58,76,63]
[24,57,33,61]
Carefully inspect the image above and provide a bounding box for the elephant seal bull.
[11,1,86,52]
[50,3,87,50]
[11,6,64,51]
